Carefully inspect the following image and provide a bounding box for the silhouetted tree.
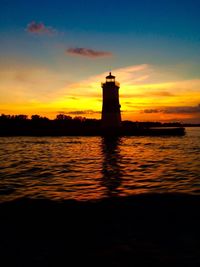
[56,114,72,120]
[12,115,28,120]
[0,114,11,120]
[74,116,86,122]
[31,115,49,121]
[31,115,41,120]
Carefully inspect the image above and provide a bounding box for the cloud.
[113,64,150,84]
[65,96,79,100]
[26,21,56,35]
[0,64,68,103]
[67,110,101,115]
[163,105,200,114]
[58,65,200,121]
[121,91,174,99]
[150,91,175,97]
[66,48,112,58]
[143,109,161,113]
[59,64,151,98]
[2,59,200,123]
[57,110,101,115]
[124,101,133,105]
[142,105,200,114]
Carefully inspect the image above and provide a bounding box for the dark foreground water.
[0,127,200,202]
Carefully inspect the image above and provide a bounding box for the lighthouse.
[101,72,121,129]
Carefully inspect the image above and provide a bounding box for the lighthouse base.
[101,112,121,129]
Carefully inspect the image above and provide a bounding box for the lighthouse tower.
[101,72,121,129]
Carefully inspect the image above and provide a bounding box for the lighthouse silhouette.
[101,72,121,129]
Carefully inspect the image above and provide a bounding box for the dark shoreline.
[1,193,200,266]
[0,116,187,136]
[0,126,185,136]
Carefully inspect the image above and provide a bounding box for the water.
[0,128,200,202]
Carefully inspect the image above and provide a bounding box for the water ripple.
[0,128,200,202]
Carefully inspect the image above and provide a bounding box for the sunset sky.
[1,0,200,123]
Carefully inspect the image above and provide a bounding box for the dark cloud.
[163,105,200,114]
[66,48,112,58]
[27,21,55,35]
[142,105,200,114]
[58,110,101,115]
[143,109,161,114]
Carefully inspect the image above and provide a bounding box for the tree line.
[0,114,87,121]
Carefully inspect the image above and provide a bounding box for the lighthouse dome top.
[106,72,115,79]
[106,72,116,83]
[101,72,120,87]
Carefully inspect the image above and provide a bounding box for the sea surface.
[0,127,200,202]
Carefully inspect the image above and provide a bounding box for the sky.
[0,0,200,123]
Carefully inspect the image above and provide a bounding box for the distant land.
[0,113,196,136]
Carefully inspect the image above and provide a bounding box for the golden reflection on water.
[0,128,200,201]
